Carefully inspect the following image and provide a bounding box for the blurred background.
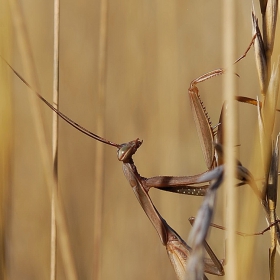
[1,0,280,279]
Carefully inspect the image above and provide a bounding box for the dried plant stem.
[8,1,77,279]
[93,0,108,279]
[256,1,280,278]
[223,1,237,280]
[50,0,60,279]
[0,2,12,279]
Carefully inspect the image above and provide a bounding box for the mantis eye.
[117,144,133,161]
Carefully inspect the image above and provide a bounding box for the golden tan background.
[1,0,280,279]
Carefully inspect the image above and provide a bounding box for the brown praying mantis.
[6,26,278,280]
[7,61,225,279]
[4,32,276,279]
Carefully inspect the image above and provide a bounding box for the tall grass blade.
[93,1,108,279]
[8,1,77,279]
[223,1,238,280]
[50,0,60,279]
[267,134,279,280]
[0,2,12,278]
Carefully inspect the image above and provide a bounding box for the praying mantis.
[4,33,266,279]
[8,61,225,279]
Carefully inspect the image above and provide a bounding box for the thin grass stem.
[50,0,60,279]
[8,1,77,279]
[92,1,108,279]
[0,2,12,279]
[223,1,237,280]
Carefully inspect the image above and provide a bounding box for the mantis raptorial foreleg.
[188,68,224,170]
[188,35,257,171]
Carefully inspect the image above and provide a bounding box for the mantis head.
[117,139,143,162]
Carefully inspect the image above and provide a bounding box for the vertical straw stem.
[0,2,12,279]
[92,0,108,279]
[8,1,77,279]
[223,1,237,280]
[50,0,60,279]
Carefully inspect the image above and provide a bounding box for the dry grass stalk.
[262,0,278,73]
[50,0,60,279]
[222,1,238,280]
[8,0,77,279]
[266,134,279,280]
[0,2,12,279]
[252,11,268,94]
[92,1,108,279]
[252,1,280,279]
[237,2,279,279]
